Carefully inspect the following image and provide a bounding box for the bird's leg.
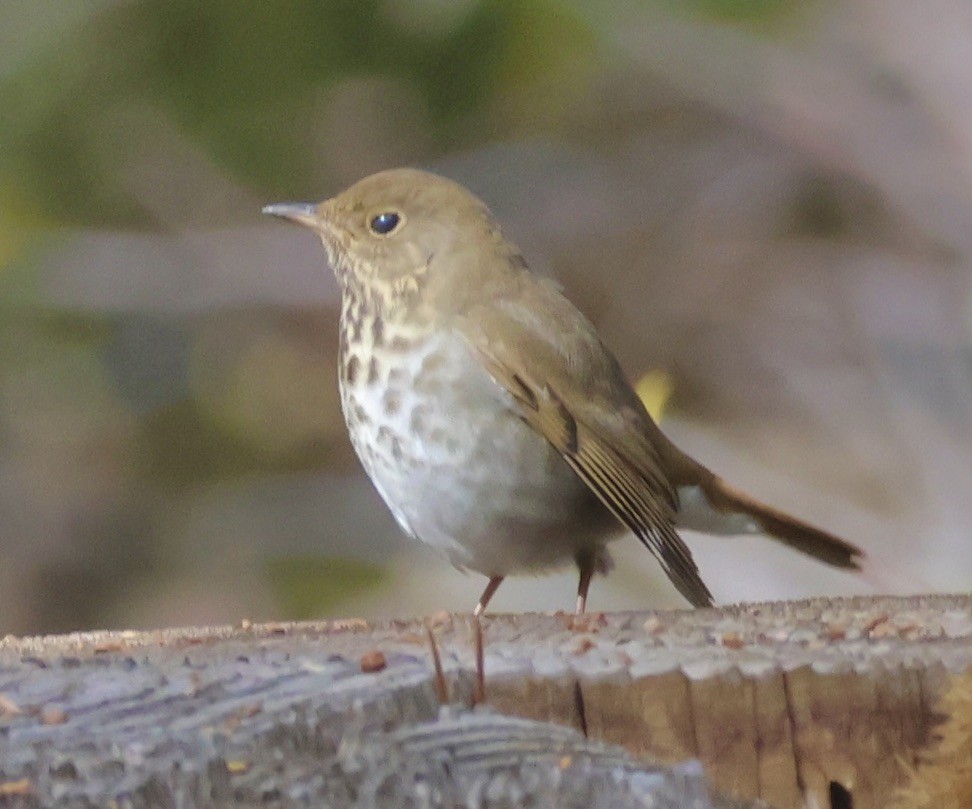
[425,623,450,704]
[472,614,486,706]
[473,575,504,616]
[575,550,596,615]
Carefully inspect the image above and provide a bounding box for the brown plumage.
[264,168,864,613]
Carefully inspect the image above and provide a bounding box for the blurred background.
[2,0,970,635]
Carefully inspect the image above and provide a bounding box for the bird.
[263,167,864,615]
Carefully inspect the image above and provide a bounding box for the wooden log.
[0,594,969,808]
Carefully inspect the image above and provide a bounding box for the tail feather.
[699,475,864,569]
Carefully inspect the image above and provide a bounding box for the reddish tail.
[700,475,864,569]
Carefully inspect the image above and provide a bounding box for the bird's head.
[264,168,510,301]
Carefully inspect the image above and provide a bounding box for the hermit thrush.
[264,168,863,614]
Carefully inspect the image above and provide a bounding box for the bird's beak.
[261,202,319,229]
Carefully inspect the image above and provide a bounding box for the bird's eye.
[369,211,402,236]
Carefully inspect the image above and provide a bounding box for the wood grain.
[0,594,969,807]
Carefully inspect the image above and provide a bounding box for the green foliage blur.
[1,1,593,227]
[0,0,630,631]
[3,0,963,633]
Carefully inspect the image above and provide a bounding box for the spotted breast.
[337,282,611,576]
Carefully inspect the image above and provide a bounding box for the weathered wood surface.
[0,594,970,808]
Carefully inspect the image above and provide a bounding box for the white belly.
[340,327,609,575]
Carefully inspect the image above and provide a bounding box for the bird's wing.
[458,280,714,607]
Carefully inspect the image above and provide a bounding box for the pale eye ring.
[369,211,403,236]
